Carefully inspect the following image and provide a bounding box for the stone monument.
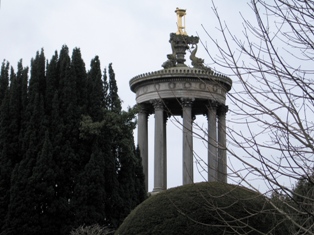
[130,8,232,192]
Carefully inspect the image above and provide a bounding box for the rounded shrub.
[115,182,288,235]
[70,224,114,235]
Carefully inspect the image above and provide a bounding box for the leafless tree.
[194,0,314,233]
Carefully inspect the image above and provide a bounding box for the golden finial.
[175,8,187,35]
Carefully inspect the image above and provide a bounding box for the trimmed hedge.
[70,224,114,235]
[115,182,288,235]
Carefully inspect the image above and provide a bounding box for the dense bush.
[116,182,289,235]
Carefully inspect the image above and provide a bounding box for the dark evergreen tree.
[71,48,87,112]
[87,56,104,121]
[28,49,46,105]
[0,60,9,105]
[72,143,106,227]
[8,62,27,165]
[70,48,90,171]
[5,93,46,235]
[25,131,60,235]
[134,146,146,203]
[5,50,47,235]
[103,64,146,226]
[103,67,109,109]
[45,51,59,118]
[0,89,12,232]
[50,45,78,233]
[111,108,146,225]
[0,61,29,232]
[108,63,121,113]
[0,48,146,234]
[16,60,29,145]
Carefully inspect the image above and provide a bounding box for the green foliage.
[0,46,146,234]
[116,182,289,235]
[292,172,314,233]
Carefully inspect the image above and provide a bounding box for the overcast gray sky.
[0,1,254,191]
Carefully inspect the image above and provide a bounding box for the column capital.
[204,100,218,120]
[181,97,194,107]
[207,100,219,110]
[138,103,149,113]
[151,99,164,111]
[217,105,228,116]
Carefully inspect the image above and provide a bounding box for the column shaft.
[218,105,228,183]
[208,103,217,182]
[153,100,166,192]
[182,98,193,185]
[163,115,167,190]
[137,105,149,192]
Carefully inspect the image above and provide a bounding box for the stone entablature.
[130,67,232,116]
[130,67,232,93]
[135,78,225,105]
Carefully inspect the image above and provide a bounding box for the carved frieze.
[199,83,206,90]
[135,78,226,105]
[184,82,191,89]
[168,82,176,89]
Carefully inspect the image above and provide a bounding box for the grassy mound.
[115,182,288,235]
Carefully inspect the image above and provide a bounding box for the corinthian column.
[181,98,194,185]
[163,114,168,190]
[152,99,166,192]
[137,104,149,192]
[218,105,228,183]
[207,101,218,182]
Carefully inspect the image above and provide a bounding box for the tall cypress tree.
[8,62,25,165]
[45,51,59,119]
[25,131,59,235]
[103,68,109,109]
[112,108,146,225]
[71,48,87,112]
[72,143,106,228]
[87,56,105,121]
[5,50,47,235]
[0,60,9,105]
[51,45,78,233]
[5,94,46,235]
[0,89,11,232]
[0,48,146,234]
[0,61,29,232]
[104,64,146,226]
[17,60,29,148]
[108,63,121,113]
